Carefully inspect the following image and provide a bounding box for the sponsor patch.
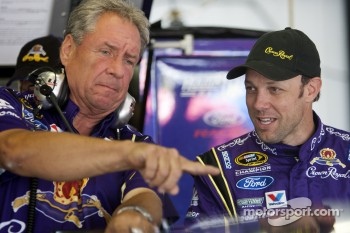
[265,190,287,209]
[310,148,345,168]
[306,148,350,180]
[236,176,274,190]
[0,99,15,110]
[21,109,46,131]
[33,120,48,131]
[50,124,63,133]
[237,197,264,208]
[221,151,232,169]
[235,152,268,166]
[306,166,350,180]
[23,108,35,127]
[0,111,21,119]
[235,164,271,176]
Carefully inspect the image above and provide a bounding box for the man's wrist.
[116,206,153,223]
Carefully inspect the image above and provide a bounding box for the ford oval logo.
[236,176,274,190]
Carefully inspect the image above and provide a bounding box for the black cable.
[39,84,74,133]
[48,92,75,133]
[26,178,38,233]
[5,88,38,233]
[6,69,73,232]
[26,77,73,232]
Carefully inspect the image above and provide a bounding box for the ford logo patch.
[236,176,274,190]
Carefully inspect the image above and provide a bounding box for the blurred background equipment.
[0,0,349,231]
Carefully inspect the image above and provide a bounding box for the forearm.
[115,188,163,225]
[0,128,135,181]
[0,128,220,195]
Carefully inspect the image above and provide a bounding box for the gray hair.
[64,0,150,55]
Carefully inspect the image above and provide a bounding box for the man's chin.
[256,130,279,144]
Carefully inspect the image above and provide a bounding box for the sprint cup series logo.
[235,152,268,166]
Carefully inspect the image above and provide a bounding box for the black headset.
[28,67,135,129]
[28,66,69,109]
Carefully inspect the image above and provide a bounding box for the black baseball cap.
[6,35,62,86]
[227,27,321,81]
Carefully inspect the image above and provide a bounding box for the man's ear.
[306,77,322,102]
[60,34,76,66]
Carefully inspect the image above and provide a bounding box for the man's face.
[20,80,34,92]
[60,12,141,115]
[244,69,313,146]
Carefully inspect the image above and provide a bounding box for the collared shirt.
[185,111,350,230]
[0,87,178,232]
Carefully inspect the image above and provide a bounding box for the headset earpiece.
[114,92,136,128]
[31,68,69,109]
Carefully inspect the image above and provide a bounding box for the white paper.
[0,0,54,65]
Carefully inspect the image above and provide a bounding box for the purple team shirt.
[185,110,350,229]
[0,87,177,232]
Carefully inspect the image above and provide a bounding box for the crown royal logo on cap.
[265,47,293,60]
[22,44,49,63]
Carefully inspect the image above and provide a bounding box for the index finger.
[180,157,220,176]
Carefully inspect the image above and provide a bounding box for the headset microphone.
[39,84,53,96]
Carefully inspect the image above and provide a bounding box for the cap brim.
[227,61,299,81]
[226,65,247,80]
[6,66,37,86]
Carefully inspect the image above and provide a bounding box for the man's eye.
[245,86,255,92]
[270,87,281,93]
[126,59,135,66]
[101,49,111,56]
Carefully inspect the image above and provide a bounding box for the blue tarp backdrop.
[141,38,257,228]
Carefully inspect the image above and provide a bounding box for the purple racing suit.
[185,111,350,228]
[0,87,178,232]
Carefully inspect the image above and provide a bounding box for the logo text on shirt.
[236,176,274,190]
[235,152,268,166]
